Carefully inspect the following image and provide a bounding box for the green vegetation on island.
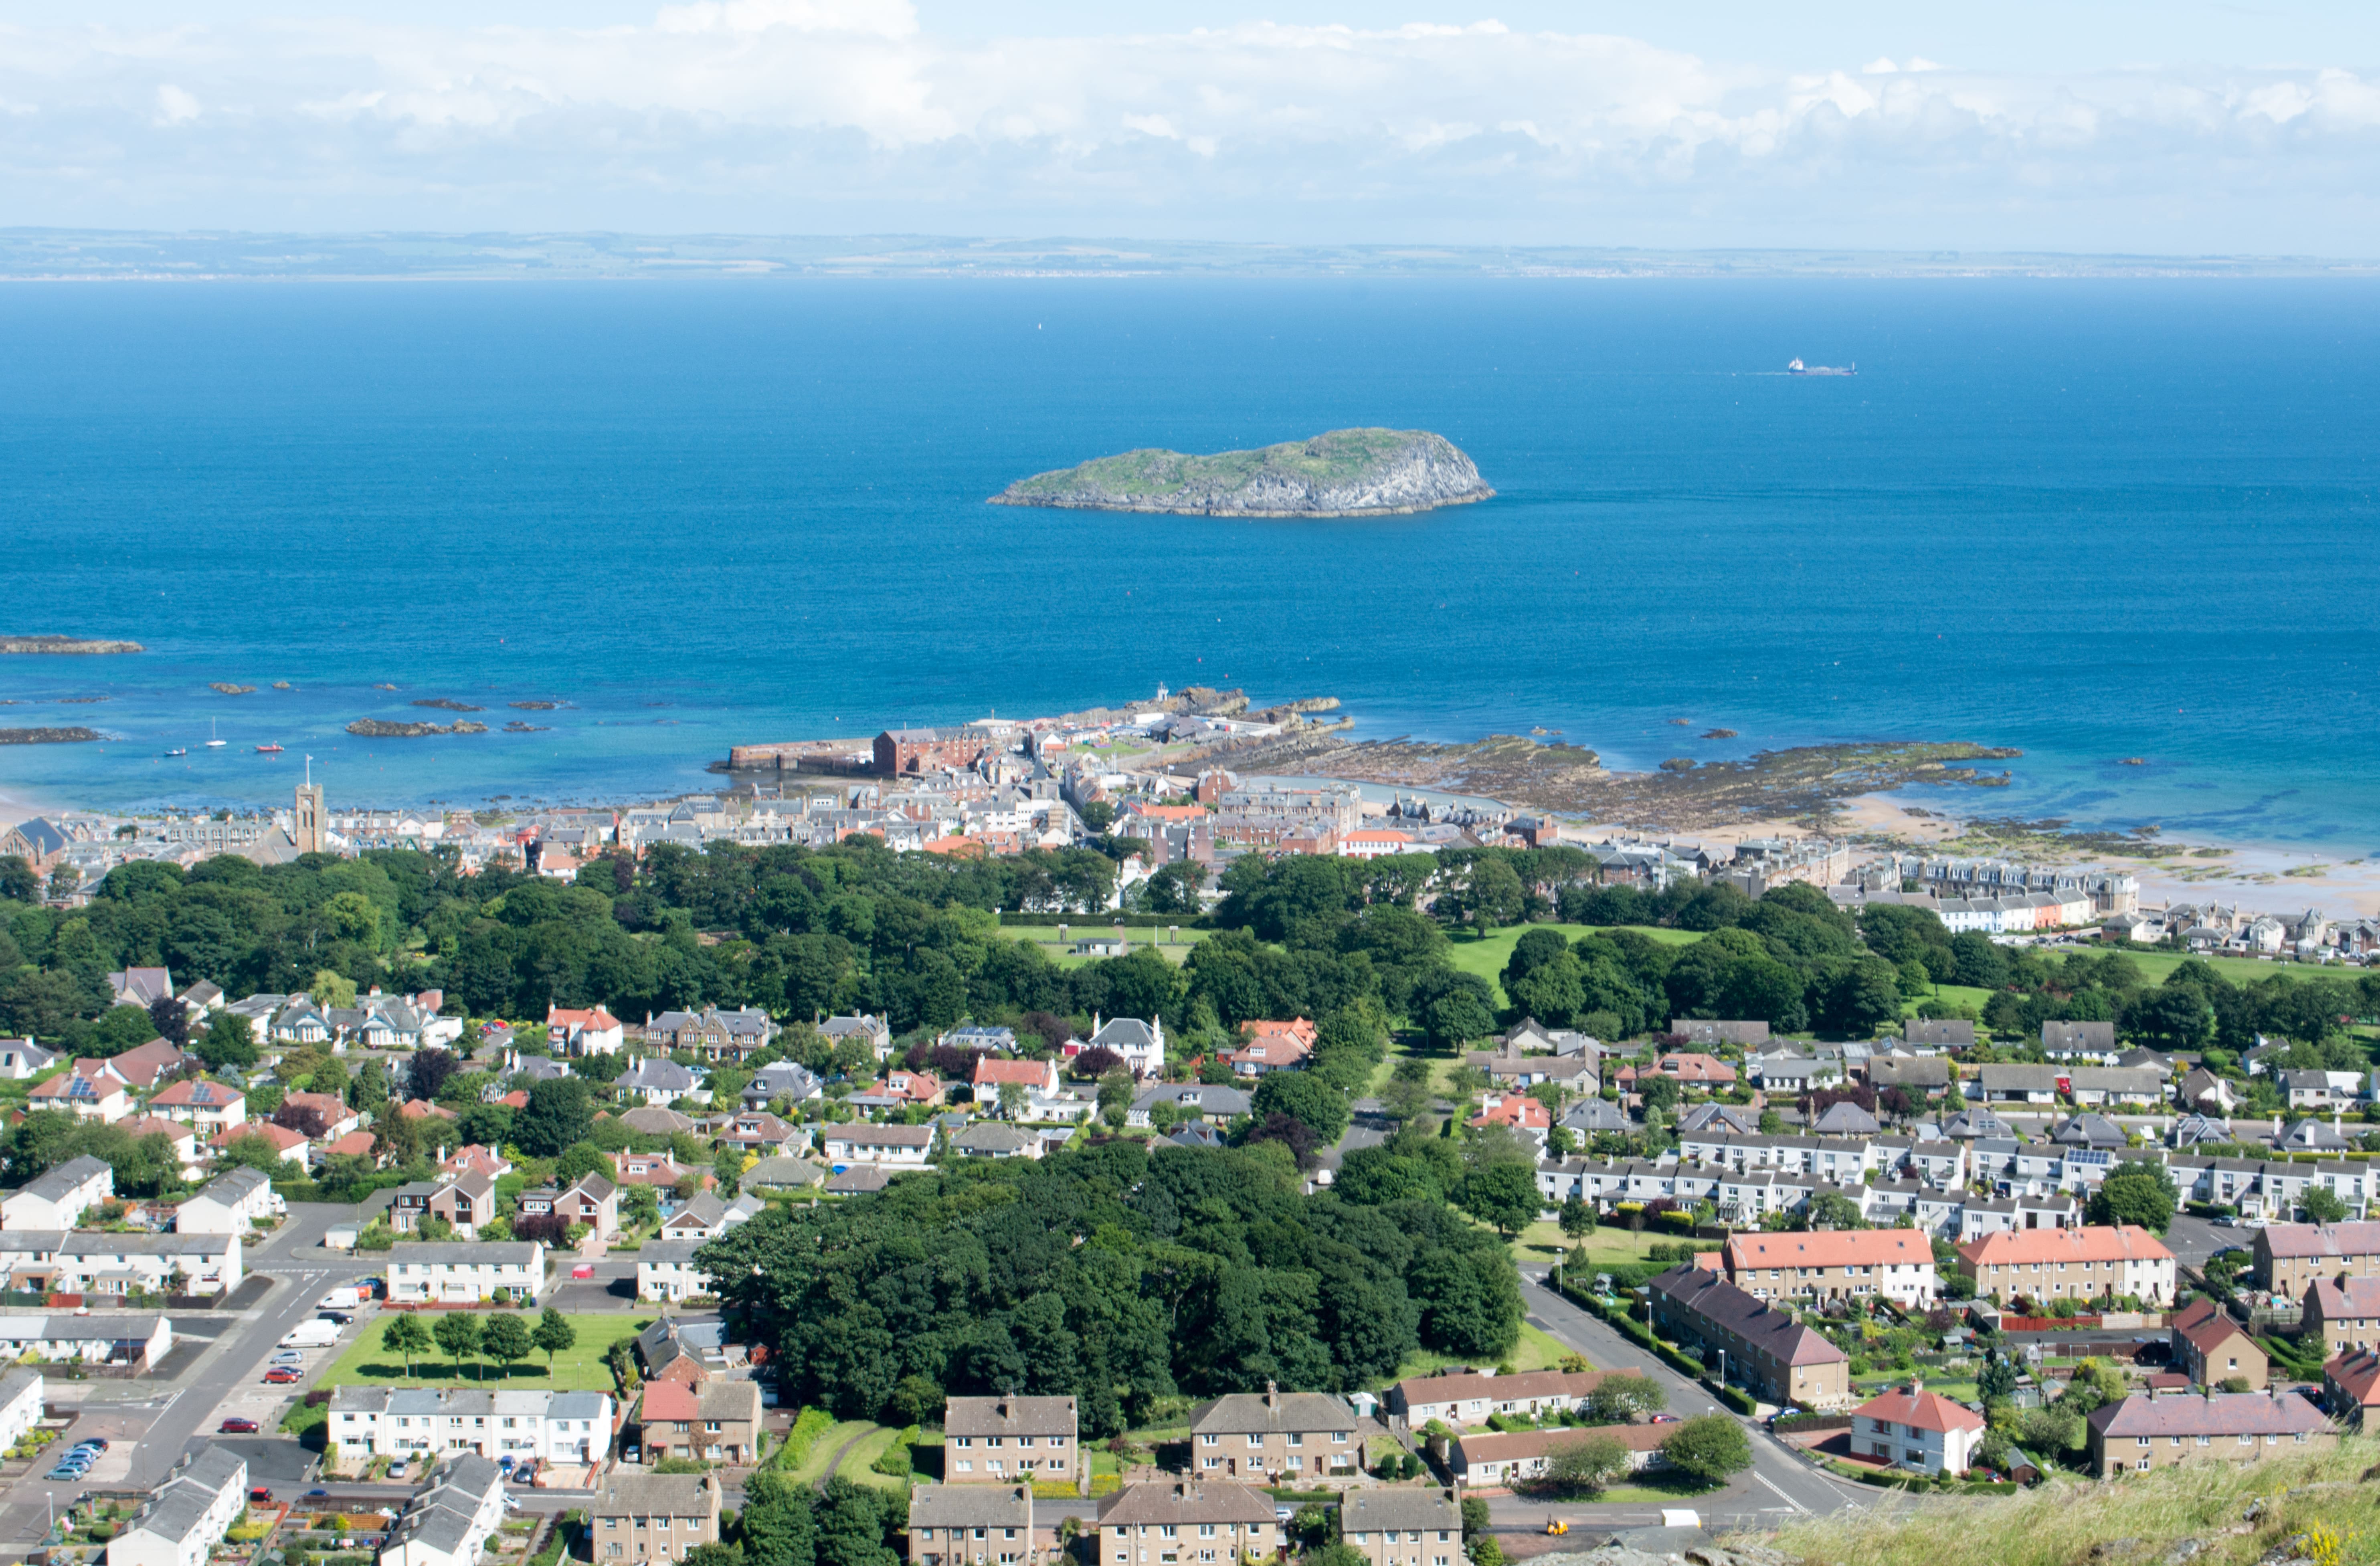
[990,427,1492,517]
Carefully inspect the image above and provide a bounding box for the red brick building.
[875,726,998,776]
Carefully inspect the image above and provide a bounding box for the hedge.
[772,1408,837,1472]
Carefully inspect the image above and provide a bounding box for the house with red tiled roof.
[1848,1383,1987,1475]
[214,1119,309,1169]
[973,1056,1060,1098]
[546,1004,624,1057]
[107,1037,190,1091]
[30,1063,131,1123]
[1223,1019,1318,1078]
[2171,1297,2269,1389]
[1955,1225,2177,1309]
[441,1144,514,1180]
[1725,1229,1939,1308]
[1615,1053,1737,1089]
[275,1091,361,1140]
[1468,1093,1551,1147]
[2323,1347,2380,1427]
[321,1129,380,1163]
[149,1077,246,1137]
[398,1097,458,1121]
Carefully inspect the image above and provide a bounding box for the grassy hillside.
[1757,1440,2380,1566]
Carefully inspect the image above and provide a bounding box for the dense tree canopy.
[696,1138,1521,1432]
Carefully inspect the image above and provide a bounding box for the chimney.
[1265,1380,1278,1410]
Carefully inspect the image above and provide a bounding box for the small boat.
[204,719,226,750]
[1787,357,1857,376]
[255,743,284,754]
[165,748,187,758]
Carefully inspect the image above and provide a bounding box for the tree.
[2086,1162,2179,1235]
[1558,1197,1594,1239]
[516,1076,595,1157]
[216,1132,290,1176]
[1458,1162,1539,1239]
[148,994,190,1051]
[408,1047,462,1103]
[481,1312,534,1380]
[383,1311,433,1376]
[432,1310,484,1380]
[1807,1192,1870,1231]
[997,1082,1027,1119]
[2303,1186,2350,1225]
[1583,1375,1667,1424]
[1978,1353,2019,1405]
[738,1469,820,1566]
[311,969,359,1010]
[1250,1070,1351,1144]
[532,1307,578,1373]
[1638,1074,1681,1111]
[1425,988,1497,1050]
[1658,1414,1752,1483]
[1541,1432,1631,1495]
[554,1142,615,1186]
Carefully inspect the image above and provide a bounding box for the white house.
[327,1387,615,1465]
[0,1313,172,1366]
[174,1166,284,1235]
[380,1454,508,1566]
[0,1368,42,1450]
[27,1063,131,1123]
[0,1038,58,1079]
[820,1123,936,1167]
[148,1078,247,1136]
[1085,1016,1165,1078]
[384,1242,547,1304]
[636,1239,712,1303]
[1,1154,112,1231]
[546,1006,624,1057]
[107,1446,247,1566]
[0,1232,240,1297]
[1847,1385,1988,1476]
[615,1058,702,1107]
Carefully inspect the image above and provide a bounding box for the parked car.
[249,1487,274,1503]
[219,1418,260,1434]
[264,1367,303,1384]
[571,1264,594,1279]
[319,1312,355,1326]
[73,1438,108,1452]
[45,1466,85,1482]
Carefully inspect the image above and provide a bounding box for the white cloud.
[0,11,2376,249]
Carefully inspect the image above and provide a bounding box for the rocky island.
[1,634,143,655]
[347,718,488,738]
[989,428,1492,517]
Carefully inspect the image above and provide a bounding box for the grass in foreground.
[1756,1440,2380,1566]
[785,1420,874,1484]
[322,1313,649,1392]
[834,1425,907,1492]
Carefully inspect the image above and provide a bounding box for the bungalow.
[1387,1368,1608,1428]
[1452,1424,1667,1487]
[276,1090,362,1140]
[821,1122,936,1167]
[1614,1053,1737,1089]
[214,1120,309,1169]
[951,1123,1041,1160]
[717,1112,804,1156]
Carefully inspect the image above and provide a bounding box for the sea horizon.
[3,273,2377,905]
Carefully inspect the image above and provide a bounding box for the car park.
[220,1418,260,1434]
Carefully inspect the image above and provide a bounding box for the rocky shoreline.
[346,718,489,738]
[0,635,142,655]
[0,726,103,744]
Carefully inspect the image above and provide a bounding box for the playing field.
[321,1312,649,1392]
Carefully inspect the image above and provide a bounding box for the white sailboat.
[204,718,226,749]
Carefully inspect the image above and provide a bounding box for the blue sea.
[1,277,2377,853]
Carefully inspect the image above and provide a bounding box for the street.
[0,1200,386,1548]
[1506,1271,1876,1534]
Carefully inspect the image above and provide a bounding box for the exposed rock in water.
[989,428,1493,517]
[2116,756,2147,766]
[0,727,102,744]
[346,718,489,738]
[0,635,143,654]
[271,681,293,690]
[412,698,486,711]
[373,682,400,691]
[54,697,108,704]
[209,682,256,695]
[510,700,562,710]
[1702,728,1737,739]
[503,721,550,732]
[1660,757,1697,771]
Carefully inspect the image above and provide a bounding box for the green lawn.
[1586,1472,1721,1504]
[1443,925,1702,1007]
[786,1420,874,1484]
[322,1313,649,1392]
[993,924,1210,970]
[1903,983,1994,1018]
[1509,1219,1684,1272]
[1381,1321,1575,1388]
[2113,947,2349,988]
[835,1425,908,1493]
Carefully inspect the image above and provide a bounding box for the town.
[2,702,2380,1566]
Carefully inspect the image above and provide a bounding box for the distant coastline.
[1,228,2374,283]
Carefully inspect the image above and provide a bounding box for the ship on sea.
[1788,358,1856,376]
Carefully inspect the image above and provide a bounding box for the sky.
[7,1,2380,251]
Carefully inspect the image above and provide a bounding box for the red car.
[571,1264,594,1279]
[249,1487,273,1503]
[264,1367,303,1384]
[219,1418,259,1434]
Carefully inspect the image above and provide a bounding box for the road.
[1510,1271,1874,1533]
[0,1200,385,1548]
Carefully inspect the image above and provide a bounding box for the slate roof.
[1187,1390,1357,1437]
[945,1394,1078,1438]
